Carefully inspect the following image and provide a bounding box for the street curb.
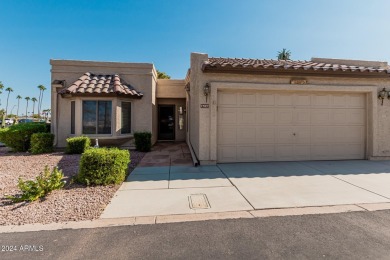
[1,202,390,234]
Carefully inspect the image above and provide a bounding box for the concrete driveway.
[101,160,390,219]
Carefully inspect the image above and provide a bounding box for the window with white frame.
[82,101,112,134]
[121,101,131,134]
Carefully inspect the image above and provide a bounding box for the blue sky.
[1,0,390,113]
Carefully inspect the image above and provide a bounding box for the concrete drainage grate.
[188,194,211,209]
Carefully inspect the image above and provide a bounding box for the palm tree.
[25,97,30,119]
[5,87,13,117]
[277,48,291,60]
[0,81,3,104]
[37,85,46,118]
[31,97,37,118]
[16,95,22,116]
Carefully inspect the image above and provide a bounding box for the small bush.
[134,132,152,152]
[76,148,130,185]
[6,166,65,203]
[0,123,48,152]
[30,133,54,154]
[66,136,91,154]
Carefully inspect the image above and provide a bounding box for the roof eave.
[202,67,390,79]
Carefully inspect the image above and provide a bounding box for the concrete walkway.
[101,160,390,219]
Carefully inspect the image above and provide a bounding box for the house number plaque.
[200,104,209,108]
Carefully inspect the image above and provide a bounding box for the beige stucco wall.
[156,79,186,98]
[189,52,390,164]
[51,60,158,147]
[157,98,186,141]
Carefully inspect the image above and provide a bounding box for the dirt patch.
[0,150,145,225]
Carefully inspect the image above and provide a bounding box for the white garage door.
[217,91,366,163]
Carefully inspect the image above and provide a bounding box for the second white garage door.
[217,91,366,163]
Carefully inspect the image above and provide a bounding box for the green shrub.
[30,133,54,154]
[66,136,91,154]
[6,166,65,203]
[0,123,48,152]
[76,148,130,185]
[134,132,152,152]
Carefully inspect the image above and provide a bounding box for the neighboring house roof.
[59,72,143,97]
[202,57,390,77]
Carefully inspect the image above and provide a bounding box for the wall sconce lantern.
[203,83,211,102]
[378,87,387,106]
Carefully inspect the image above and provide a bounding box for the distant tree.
[25,97,30,119]
[37,85,46,118]
[5,87,13,116]
[277,48,291,60]
[157,70,171,79]
[31,97,37,117]
[16,95,22,116]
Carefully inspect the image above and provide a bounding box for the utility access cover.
[188,194,211,209]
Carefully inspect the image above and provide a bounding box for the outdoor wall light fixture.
[203,83,211,102]
[378,87,387,105]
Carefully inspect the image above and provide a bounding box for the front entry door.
[158,105,175,140]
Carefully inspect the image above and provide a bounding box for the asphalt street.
[1,210,390,260]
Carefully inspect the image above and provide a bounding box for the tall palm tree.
[16,95,22,116]
[277,48,291,60]
[5,87,13,117]
[37,85,46,118]
[25,97,30,119]
[31,97,37,118]
[0,81,3,105]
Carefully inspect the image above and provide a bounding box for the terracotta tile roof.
[59,72,143,97]
[202,57,390,75]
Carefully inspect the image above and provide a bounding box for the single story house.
[51,53,390,165]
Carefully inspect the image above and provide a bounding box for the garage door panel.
[218,146,237,163]
[256,127,276,144]
[217,91,366,163]
[256,108,275,125]
[294,109,311,125]
[311,109,330,125]
[277,127,295,143]
[277,109,294,125]
[257,93,275,106]
[331,94,347,108]
[311,126,329,143]
[238,93,257,106]
[276,145,295,161]
[312,94,330,108]
[237,127,256,144]
[328,126,348,143]
[237,146,257,162]
[219,92,237,106]
[347,109,365,125]
[348,95,366,108]
[218,108,237,125]
[311,145,331,160]
[257,145,276,161]
[294,145,311,160]
[237,108,257,125]
[295,127,311,144]
[276,94,294,106]
[344,126,364,143]
[330,109,347,125]
[218,127,236,145]
[294,94,311,107]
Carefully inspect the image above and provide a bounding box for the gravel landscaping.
[0,147,144,225]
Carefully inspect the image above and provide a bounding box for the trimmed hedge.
[30,133,54,154]
[76,148,130,185]
[134,132,152,152]
[0,123,48,152]
[66,136,91,154]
